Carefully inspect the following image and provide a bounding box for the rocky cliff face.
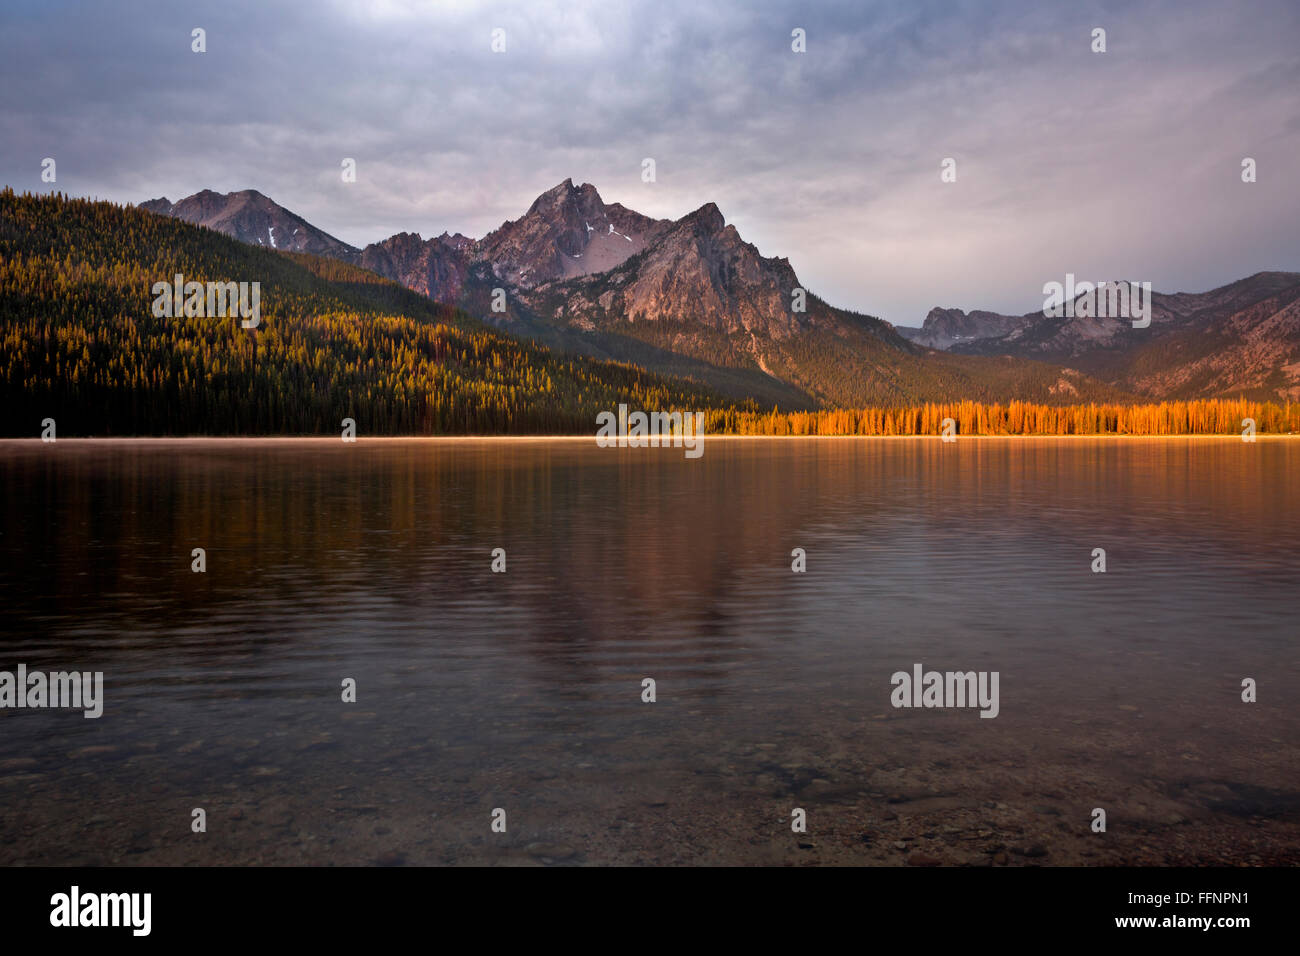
[358,231,471,302]
[899,307,1036,350]
[527,200,816,341]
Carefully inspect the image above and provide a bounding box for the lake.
[1,437,1297,865]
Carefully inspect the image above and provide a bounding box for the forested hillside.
[0,190,726,435]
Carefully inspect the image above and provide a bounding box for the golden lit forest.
[2,189,1296,437]
[704,399,1300,436]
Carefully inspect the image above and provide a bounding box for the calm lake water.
[1,437,1297,866]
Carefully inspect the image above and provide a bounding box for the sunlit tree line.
[703,399,1300,436]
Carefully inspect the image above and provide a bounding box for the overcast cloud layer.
[2,0,1298,325]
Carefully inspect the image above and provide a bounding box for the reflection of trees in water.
[2,438,1294,697]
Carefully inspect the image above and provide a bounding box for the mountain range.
[139,182,1300,405]
[902,272,1300,401]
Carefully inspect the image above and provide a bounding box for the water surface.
[1,437,1296,865]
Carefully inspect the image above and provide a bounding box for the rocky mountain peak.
[477,179,668,286]
[680,201,725,235]
[138,187,358,258]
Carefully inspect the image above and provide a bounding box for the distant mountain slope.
[936,272,1300,401]
[1,189,723,436]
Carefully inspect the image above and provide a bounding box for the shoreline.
[1,433,1296,443]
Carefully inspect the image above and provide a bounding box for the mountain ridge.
[136,182,1297,405]
[902,271,1300,401]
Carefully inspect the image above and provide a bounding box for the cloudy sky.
[2,0,1298,325]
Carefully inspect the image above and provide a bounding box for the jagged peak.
[526,178,606,216]
[171,187,274,206]
[679,201,724,233]
[534,178,574,200]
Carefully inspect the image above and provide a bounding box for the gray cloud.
[2,0,1297,325]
